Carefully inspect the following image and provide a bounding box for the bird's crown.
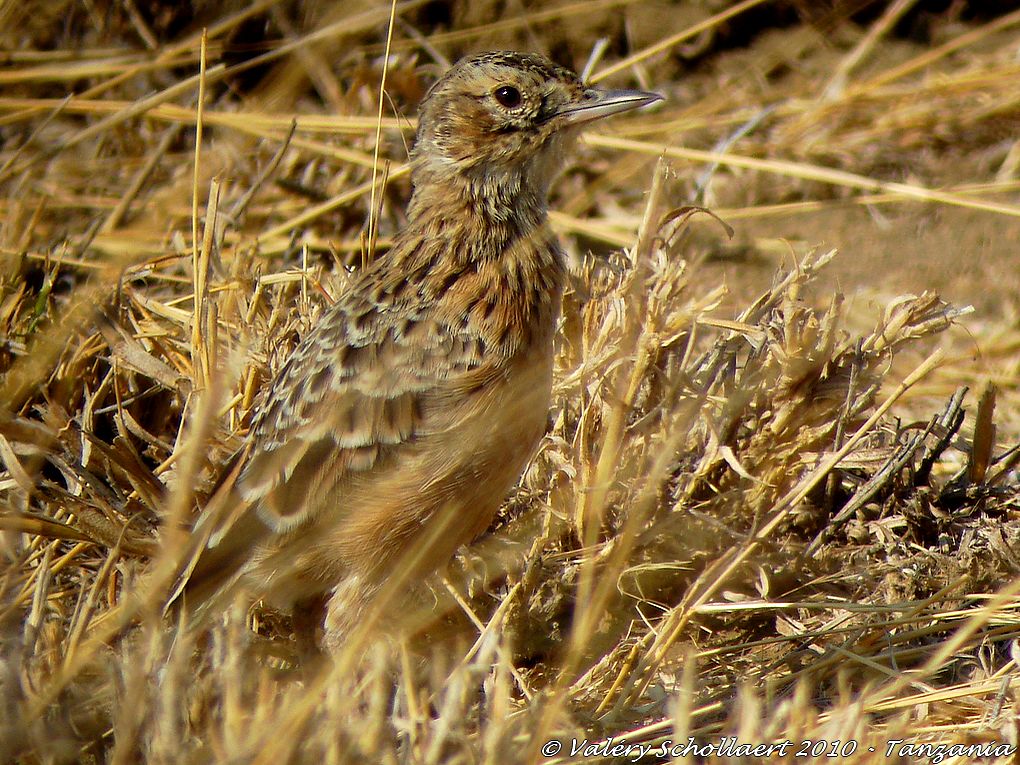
[410,51,660,198]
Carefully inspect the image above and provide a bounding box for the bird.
[176,50,661,651]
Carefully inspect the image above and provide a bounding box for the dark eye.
[493,85,522,108]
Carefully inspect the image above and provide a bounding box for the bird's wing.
[236,287,485,531]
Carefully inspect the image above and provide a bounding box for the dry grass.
[2,1,1020,762]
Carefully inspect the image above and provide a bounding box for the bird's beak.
[555,88,663,126]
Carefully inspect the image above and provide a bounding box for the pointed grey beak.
[555,88,663,126]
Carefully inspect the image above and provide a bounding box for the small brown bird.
[180,51,660,650]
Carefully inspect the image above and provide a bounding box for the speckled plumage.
[180,51,660,649]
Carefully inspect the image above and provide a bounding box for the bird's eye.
[493,85,522,108]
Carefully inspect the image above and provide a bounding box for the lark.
[180,51,660,650]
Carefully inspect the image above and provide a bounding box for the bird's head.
[409,51,661,215]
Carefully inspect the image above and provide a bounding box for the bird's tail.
[163,446,271,629]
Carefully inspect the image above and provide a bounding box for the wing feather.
[236,286,482,531]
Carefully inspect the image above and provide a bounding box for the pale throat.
[407,158,557,242]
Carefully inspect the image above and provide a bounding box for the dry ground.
[2,1,1020,763]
